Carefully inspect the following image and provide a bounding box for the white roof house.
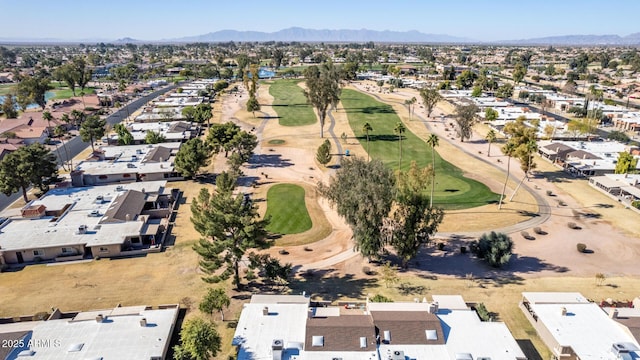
[73,143,182,186]
[0,305,179,360]
[522,292,640,360]
[233,295,525,360]
[0,181,173,265]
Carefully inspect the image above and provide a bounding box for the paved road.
[0,84,178,211]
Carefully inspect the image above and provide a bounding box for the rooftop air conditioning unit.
[77,225,87,234]
[391,350,405,360]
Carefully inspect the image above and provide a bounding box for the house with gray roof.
[0,181,177,266]
[233,294,526,360]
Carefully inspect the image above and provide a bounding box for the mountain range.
[3,28,640,45]
[171,27,473,43]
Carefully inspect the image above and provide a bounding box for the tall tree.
[316,139,332,166]
[54,125,71,170]
[495,83,514,98]
[383,162,444,268]
[228,130,258,164]
[199,288,230,322]
[194,103,213,127]
[175,138,212,178]
[72,57,92,92]
[15,75,50,110]
[419,87,442,118]
[1,94,18,118]
[485,129,497,157]
[454,104,479,142]
[319,157,395,259]
[303,61,342,138]
[181,105,196,122]
[53,64,77,96]
[615,152,638,174]
[484,107,499,121]
[394,122,406,171]
[79,115,106,151]
[404,97,417,119]
[498,142,516,210]
[246,94,260,117]
[145,130,166,144]
[42,111,53,138]
[191,186,269,287]
[362,122,373,161]
[206,121,240,157]
[0,143,58,202]
[172,318,221,360]
[113,123,133,145]
[512,63,527,85]
[426,134,439,207]
[455,70,478,89]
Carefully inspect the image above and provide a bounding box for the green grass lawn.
[50,87,96,100]
[268,79,317,126]
[0,84,15,96]
[341,89,499,210]
[265,184,313,234]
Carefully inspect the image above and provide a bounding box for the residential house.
[233,294,526,360]
[0,304,179,360]
[0,181,177,266]
[521,292,640,360]
[71,142,183,186]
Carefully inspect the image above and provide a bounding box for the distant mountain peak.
[171,27,474,43]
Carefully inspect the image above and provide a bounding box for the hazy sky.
[2,0,639,41]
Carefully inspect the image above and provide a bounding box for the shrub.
[474,303,491,321]
[370,294,393,303]
[568,222,580,229]
[437,243,445,251]
[577,243,587,253]
[476,231,513,268]
[460,246,467,254]
[546,190,553,196]
[362,266,374,275]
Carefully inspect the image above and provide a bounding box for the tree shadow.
[247,154,294,168]
[409,241,569,283]
[289,268,378,302]
[367,134,405,142]
[345,105,395,114]
[517,339,543,360]
[594,203,614,208]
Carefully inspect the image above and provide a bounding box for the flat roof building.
[72,143,183,186]
[0,304,179,360]
[521,292,640,360]
[233,294,526,360]
[0,181,176,266]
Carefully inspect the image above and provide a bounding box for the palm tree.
[485,129,497,157]
[509,139,538,201]
[404,97,417,119]
[499,142,516,210]
[362,122,373,161]
[394,122,406,171]
[54,125,71,170]
[426,134,439,208]
[42,111,53,138]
